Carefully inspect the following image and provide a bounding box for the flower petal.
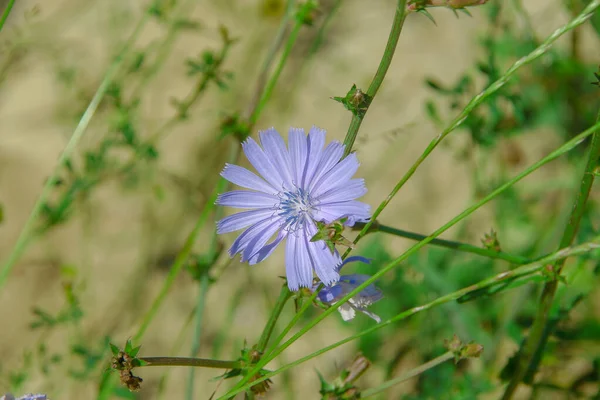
[221,164,276,194]
[242,221,283,263]
[229,216,280,257]
[248,230,286,264]
[217,190,279,209]
[314,200,371,224]
[302,126,326,187]
[288,128,307,186]
[307,141,345,192]
[217,209,276,234]
[285,233,303,290]
[242,137,285,189]
[337,255,372,273]
[316,179,367,203]
[259,128,294,190]
[303,220,340,286]
[311,153,360,197]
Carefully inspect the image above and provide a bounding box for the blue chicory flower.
[216,126,370,291]
[314,256,383,323]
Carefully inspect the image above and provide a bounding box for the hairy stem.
[357,222,530,264]
[140,357,241,369]
[501,114,600,398]
[361,351,454,397]
[342,0,408,156]
[346,0,600,258]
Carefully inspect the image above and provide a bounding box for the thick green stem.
[346,0,600,259]
[358,222,530,264]
[342,0,408,156]
[140,356,241,369]
[0,0,15,32]
[256,285,293,353]
[501,115,600,398]
[223,237,600,397]
[361,351,454,397]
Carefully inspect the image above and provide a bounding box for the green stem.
[250,20,302,125]
[359,222,530,264]
[256,285,293,353]
[133,144,239,342]
[0,0,15,32]
[246,0,296,119]
[361,351,454,397]
[140,356,241,369]
[0,11,151,292]
[224,237,600,397]
[185,274,210,400]
[501,116,600,397]
[221,119,600,399]
[346,0,600,258]
[342,0,408,156]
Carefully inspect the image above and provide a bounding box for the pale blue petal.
[316,179,367,203]
[221,164,276,194]
[229,216,280,256]
[285,233,301,291]
[217,209,276,234]
[302,126,326,187]
[242,221,283,262]
[311,153,360,197]
[288,128,307,186]
[259,128,294,190]
[307,141,345,192]
[314,201,371,224]
[242,137,285,189]
[295,227,315,288]
[216,190,279,209]
[337,255,372,273]
[304,220,340,286]
[340,274,383,302]
[248,230,286,264]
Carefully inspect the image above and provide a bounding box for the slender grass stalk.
[256,285,293,353]
[501,114,600,397]
[361,351,454,397]
[0,10,151,292]
[139,357,241,369]
[221,119,600,399]
[133,144,239,342]
[185,274,210,400]
[342,0,408,156]
[224,236,600,396]
[249,18,303,124]
[359,222,531,264]
[347,0,600,257]
[246,0,296,119]
[0,0,15,32]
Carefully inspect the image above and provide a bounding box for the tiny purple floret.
[216,126,370,290]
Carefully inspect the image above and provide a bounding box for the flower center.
[278,188,316,231]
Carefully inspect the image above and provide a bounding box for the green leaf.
[109,343,120,357]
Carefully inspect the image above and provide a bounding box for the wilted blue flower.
[315,256,383,322]
[216,126,370,290]
[1,394,48,400]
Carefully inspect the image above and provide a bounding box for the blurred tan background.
[0,0,596,398]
